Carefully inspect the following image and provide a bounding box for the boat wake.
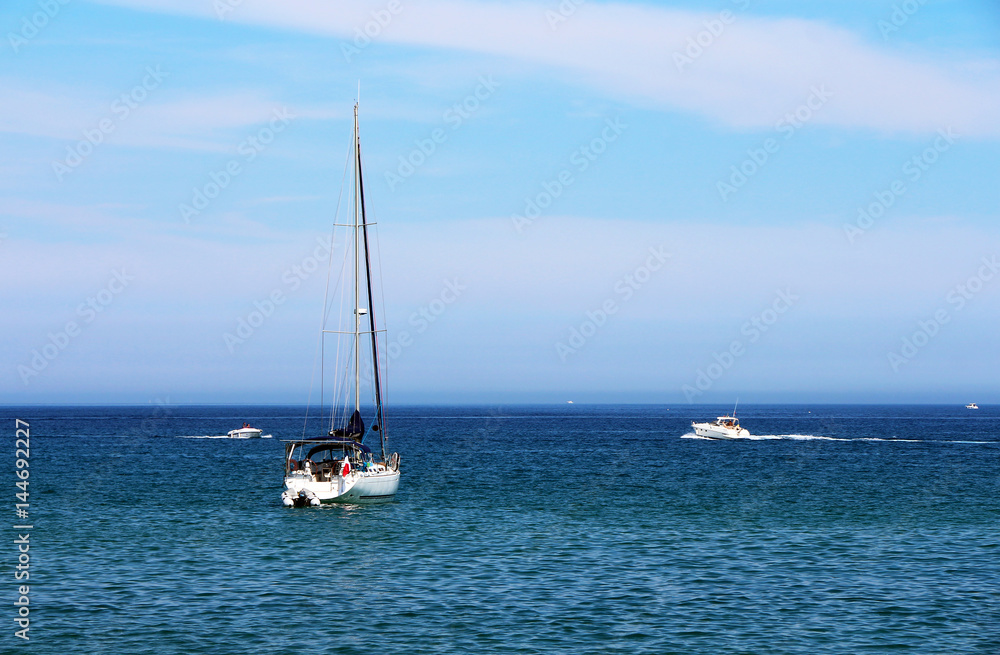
[682,432,839,441]
[681,432,990,444]
[179,434,273,439]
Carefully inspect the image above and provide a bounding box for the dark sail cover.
[329,409,365,440]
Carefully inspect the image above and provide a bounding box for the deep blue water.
[1,404,998,654]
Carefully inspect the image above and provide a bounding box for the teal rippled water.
[2,404,998,654]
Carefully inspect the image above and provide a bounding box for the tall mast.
[353,102,361,414]
[355,104,387,462]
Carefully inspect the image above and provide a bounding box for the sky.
[1,0,999,405]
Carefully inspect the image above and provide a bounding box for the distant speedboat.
[692,415,750,439]
[966,403,979,409]
[692,400,750,439]
[227,425,263,438]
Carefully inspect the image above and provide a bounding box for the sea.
[1,404,997,654]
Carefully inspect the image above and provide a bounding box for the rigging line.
[356,137,387,462]
[322,149,352,327]
[325,123,356,434]
[373,203,390,424]
[334,231,355,428]
[332,265,355,438]
[323,229,350,326]
[323,224,350,429]
[304,120,355,439]
[320,337,325,430]
[302,319,322,438]
[355,123,389,447]
[325,130,353,319]
[354,103,363,423]
[333,332,347,430]
[330,221,353,428]
[321,166,347,428]
[333,340,354,433]
[359,132,391,435]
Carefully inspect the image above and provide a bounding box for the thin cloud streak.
[89,0,1000,136]
[0,80,341,151]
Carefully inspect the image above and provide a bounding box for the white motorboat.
[692,415,750,439]
[966,403,979,409]
[281,99,400,507]
[692,401,751,439]
[227,425,263,438]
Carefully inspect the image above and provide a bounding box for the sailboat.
[281,100,401,507]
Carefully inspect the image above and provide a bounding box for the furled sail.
[328,409,365,440]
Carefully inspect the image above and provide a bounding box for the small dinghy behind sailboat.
[281,100,400,507]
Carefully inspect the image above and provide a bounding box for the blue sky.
[2,0,999,404]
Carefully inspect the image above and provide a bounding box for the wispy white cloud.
[244,195,325,206]
[0,79,340,151]
[88,0,1000,137]
[0,195,321,244]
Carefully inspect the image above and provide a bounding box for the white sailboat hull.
[283,468,399,504]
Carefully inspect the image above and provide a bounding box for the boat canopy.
[328,409,365,440]
[283,438,371,451]
[303,440,372,458]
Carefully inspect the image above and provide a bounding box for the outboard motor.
[281,488,321,508]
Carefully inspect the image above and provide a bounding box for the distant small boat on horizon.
[966,403,979,409]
